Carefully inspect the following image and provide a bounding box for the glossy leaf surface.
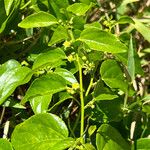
[18,11,58,28]
[96,124,130,150]
[54,68,77,84]
[0,60,32,105]
[11,113,74,150]
[30,95,52,114]
[0,0,21,33]
[79,28,127,53]
[22,73,67,104]
[4,0,14,15]
[32,48,66,70]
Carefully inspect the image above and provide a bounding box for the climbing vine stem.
[76,54,84,143]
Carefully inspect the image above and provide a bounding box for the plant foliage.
[0,0,150,149]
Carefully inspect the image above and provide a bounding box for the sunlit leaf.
[133,19,150,43]
[67,3,92,16]
[22,73,67,104]
[95,94,118,101]
[0,0,21,33]
[0,138,13,150]
[11,113,74,150]
[48,25,69,46]
[84,22,102,29]
[79,28,127,53]
[18,11,58,28]
[0,60,33,105]
[134,138,150,150]
[30,95,52,114]
[117,16,134,24]
[96,124,130,150]
[88,125,97,137]
[32,48,66,71]
[4,0,14,15]
[54,68,78,85]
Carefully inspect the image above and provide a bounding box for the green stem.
[85,77,93,97]
[0,107,5,125]
[76,54,84,143]
[124,90,128,109]
[20,0,31,10]
[68,118,76,138]
[72,111,81,132]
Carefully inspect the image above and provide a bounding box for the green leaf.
[0,138,13,150]
[88,125,97,137]
[32,48,66,71]
[0,0,6,19]
[115,51,144,76]
[48,0,68,19]
[30,95,52,114]
[0,60,33,105]
[18,11,58,28]
[143,48,150,53]
[133,19,150,43]
[96,124,130,150]
[0,0,21,33]
[4,0,14,16]
[54,68,78,85]
[48,25,69,46]
[0,59,20,75]
[11,113,74,150]
[67,3,92,16]
[142,95,150,102]
[95,98,123,122]
[22,73,67,104]
[135,138,150,150]
[95,94,119,101]
[50,0,69,8]
[49,91,72,112]
[79,0,96,5]
[2,98,26,109]
[117,16,135,24]
[72,16,85,30]
[100,59,128,92]
[0,0,7,32]
[117,0,139,17]
[30,0,48,12]
[127,35,135,81]
[79,28,127,53]
[84,22,102,29]
[142,105,150,114]
[82,143,96,150]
